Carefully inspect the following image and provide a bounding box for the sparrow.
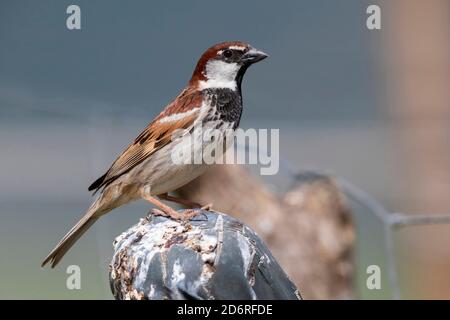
[42,41,268,268]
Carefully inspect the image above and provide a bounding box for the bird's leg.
[142,193,201,221]
[143,194,182,220]
[158,193,212,211]
[158,193,212,220]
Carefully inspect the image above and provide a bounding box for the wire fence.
[338,178,450,299]
[299,173,450,299]
[275,156,450,299]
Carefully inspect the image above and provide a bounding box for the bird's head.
[190,41,268,91]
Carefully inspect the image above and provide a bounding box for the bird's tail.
[41,198,105,268]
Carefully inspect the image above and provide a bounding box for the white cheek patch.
[205,60,239,81]
[199,60,239,90]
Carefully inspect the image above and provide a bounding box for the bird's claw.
[149,208,167,217]
[200,203,213,211]
[149,204,212,221]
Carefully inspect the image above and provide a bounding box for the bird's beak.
[241,47,268,64]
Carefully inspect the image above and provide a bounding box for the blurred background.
[0,0,449,299]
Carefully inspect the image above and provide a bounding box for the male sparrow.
[42,41,267,268]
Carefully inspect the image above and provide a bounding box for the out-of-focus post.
[383,0,450,298]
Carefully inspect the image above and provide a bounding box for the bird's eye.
[222,49,233,58]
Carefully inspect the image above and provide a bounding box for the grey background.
[0,0,434,299]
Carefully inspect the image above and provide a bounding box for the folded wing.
[88,88,203,192]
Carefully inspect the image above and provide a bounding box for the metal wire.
[240,143,450,299]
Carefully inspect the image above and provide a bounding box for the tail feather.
[42,201,104,268]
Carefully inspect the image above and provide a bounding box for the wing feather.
[88,89,203,192]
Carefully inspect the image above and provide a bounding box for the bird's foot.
[189,203,212,220]
[200,203,213,211]
[149,208,168,217]
[149,208,182,220]
[150,204,211,221]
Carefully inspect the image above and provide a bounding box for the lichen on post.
[109,210,301,300]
